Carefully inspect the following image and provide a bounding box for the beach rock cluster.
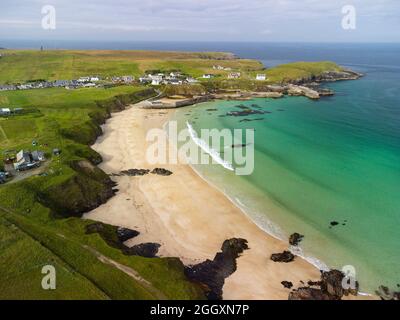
[376,285,400,300]
[185,238,249,300]
[123,243,161,258]
[289,269,359,300]
[281,281,294,289]
[86,222,161,258]
[117,227,140,242]
[289,233,304,246]
[111,168,173,177]
[151,168,173,176]
[270,251,295,263]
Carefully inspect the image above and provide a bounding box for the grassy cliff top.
[0,49,263,83]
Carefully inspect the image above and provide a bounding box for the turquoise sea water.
[171,47,400,293]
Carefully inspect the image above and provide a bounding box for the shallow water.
[172,54,400,293]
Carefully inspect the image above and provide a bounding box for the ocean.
[5,40,400,293]
[169,42,400,294]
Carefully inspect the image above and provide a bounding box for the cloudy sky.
[1,0,399,42]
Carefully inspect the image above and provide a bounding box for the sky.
[0,0,399,43]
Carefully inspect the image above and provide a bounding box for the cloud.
[0,0,399,42]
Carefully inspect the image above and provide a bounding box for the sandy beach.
[84,102,324,300]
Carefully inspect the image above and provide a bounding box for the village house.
[186,77,199,84]
[228,72,241,79]
[77,76,90,83]
[53,80,71,87]
[256,74,267,81]
[0,85,16,91]
[121,75,134,83]
[14,150,45,171]
[202,74,215,79]
[149,74,164,86]
[0,108,11,116]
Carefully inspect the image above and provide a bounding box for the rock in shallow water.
[289,233,304,246]
[270,251,295,263]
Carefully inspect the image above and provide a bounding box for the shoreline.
[83,100,371,300]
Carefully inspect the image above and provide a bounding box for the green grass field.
[0,84,205,300]
[0,50,263,83]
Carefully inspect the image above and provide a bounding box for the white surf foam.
[186,121,234,172]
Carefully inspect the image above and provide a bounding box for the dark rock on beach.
[281,281,294,289]
[289,233,304,246]
[289,287,332,300]
[376,286,400,300]
[117,227,140,242]
[289,269,359,300]
[113,169,150,176]
[270,251,295,263]
[123,243,161,258]
[185,238,249,300]
[151,168,173,176]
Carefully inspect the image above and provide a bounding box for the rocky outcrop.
[117,227,140,242]
[289,269,359,300]
[112,169,150,177]
[281,281,294,289]
[289,287,332,300]
[123,243,161,258]
[376,286,400,300]
[271,251,295,263]
[151,168,173,176]
[185,238,249,300]
[287,84,320,99]
[289,233,304,246]
[86,222,161,258]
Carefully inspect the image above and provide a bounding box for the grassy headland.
[0,84,206,299]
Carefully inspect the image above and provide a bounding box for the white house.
[78,76,90,83]
[256,74,267,81]
[0,108,11,116]
[90,76,100,82]
[228,72,241,79]
[186,77,198,84]
[149,74,163,85]
[202,74,214,79]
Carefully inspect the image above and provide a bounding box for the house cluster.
[139,72,198,86]
[0,107,24,116]
[256,74,267,81]
[0,76,102,92]
[213,65,232,71]
[111,75,135,84]
[228,72,241,79]
[12,150,46,171]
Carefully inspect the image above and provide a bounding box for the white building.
[228,72,241,79]
[149,74,163,86]
[186,77,198,84]
[202,74,214,79]
[78,77,90,83]
[0,108,11,115]
[256,74,267,81]
[90,77,100,82]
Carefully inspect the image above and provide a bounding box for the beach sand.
[83,102,324,300]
